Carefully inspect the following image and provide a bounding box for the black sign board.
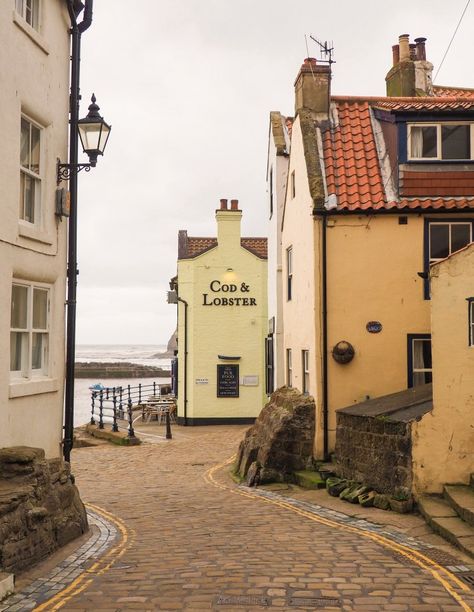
[217,364,239,398]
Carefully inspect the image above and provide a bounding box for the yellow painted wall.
[412,244,474,493]
[177,210,267,421]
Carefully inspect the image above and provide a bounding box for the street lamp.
[57,94,111,183]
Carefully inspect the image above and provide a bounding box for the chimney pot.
[415,37,427,61]
[392,44,400,66]
[230,199,239,210]
[399,34,410,62]
[220,198,228,210]
[409,43,417,60]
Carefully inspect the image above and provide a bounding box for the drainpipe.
[177,297,188,426]
[321,213,329,460]
[63,0,94,463]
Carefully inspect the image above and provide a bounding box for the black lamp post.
[60,0,111,463]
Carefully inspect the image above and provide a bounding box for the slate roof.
[178,231,267,260]
[337,383,432,423]
[319,91,474,212]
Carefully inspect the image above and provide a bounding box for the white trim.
[12,9,49,55]
[408,122,474,161]
[9,378,59,398]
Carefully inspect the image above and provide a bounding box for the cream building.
[278,35,474,458]
[412,243,474,492]
[174,200,268,424]
[0,0,70,457]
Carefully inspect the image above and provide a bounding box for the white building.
[265,112,290,395]
[0,0,71,457]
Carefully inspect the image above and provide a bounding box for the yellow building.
[412,243,474,492]
[277,34,474,458]
[173,199,268,424]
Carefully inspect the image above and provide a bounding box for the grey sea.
[74,344,172,426]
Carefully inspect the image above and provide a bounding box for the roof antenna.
[309,35,336,66]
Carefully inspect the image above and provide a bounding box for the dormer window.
[408,123,473,161]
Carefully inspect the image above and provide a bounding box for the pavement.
[3,421,474,611]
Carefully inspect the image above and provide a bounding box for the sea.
[74,344,172,427]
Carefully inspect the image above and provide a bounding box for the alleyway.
[4,425,474,611]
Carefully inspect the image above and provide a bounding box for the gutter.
[177,297,188,426]
[321,214,329,460]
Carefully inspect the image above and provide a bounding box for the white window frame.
[428,221,473,265]
[408,122,474,161]
[20,114,42,226]
[15,0,40,30]
[10,280,50,380]
[302,349,309,394]
[286,348,292,387]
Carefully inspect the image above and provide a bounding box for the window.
[286,247,293,301]
[291,170,295,198]
[424,219,473,298]
[10,282,49,378]
[286,348,292,387]
[408,123,473,161]
[302,350,309,394]
[265,336,274,395]
[469,299,474,347]
[407,334,432,388]
[20,116,41,224]
[15,0,39,30]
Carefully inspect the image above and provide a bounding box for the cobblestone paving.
[5,425,474,611]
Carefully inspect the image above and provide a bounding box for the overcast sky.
[75,0,472,346]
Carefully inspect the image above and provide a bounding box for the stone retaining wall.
[0,447,88,574]
[335,413,412,494]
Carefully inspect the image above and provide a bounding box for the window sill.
[18,222,53,245]
[9,377,59,399]
[12,11,50,55]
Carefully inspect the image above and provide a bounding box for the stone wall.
[235,387,315,484]
[335,413,412,494]
[0,447,88,574]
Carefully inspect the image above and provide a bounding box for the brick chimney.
[386,34,433,97]
[294,58,331,116]
[216,198,242,251]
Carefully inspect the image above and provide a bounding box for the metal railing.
[90,382,172,439]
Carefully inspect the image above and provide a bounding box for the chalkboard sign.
[217,364,239,398]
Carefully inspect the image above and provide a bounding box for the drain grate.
[419,547,462,566]
[288,596,341,608]
[457,572,474,589]
[216,595,270,607]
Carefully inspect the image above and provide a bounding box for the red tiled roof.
[433,85,474,98]
[321,97,474,212]
[179,236,267,259]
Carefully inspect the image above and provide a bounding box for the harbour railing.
[90,381,171,439]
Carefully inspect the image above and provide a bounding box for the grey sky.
[75,0,472,345]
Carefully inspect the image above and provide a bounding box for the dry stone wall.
[0,447,88,574]
[335,413,412,494]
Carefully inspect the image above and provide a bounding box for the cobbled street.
[5,425,474,611]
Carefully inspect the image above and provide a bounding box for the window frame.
[302,349,309,394]
[286,246,293,301]
[423,218,474,299]
[10,280,50,380]
[468,298,474,347]
[407,122,474,161]
[15,0,40,31]
[407,334,432,388]
[20,114,42,226]
[286,348,292,388]
[291,170,295,199]
[269,166,274,219]
[265,335,274,396]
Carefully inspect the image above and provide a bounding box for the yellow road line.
[34,503,134,612]
[204,457,473,612]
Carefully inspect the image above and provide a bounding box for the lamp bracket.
[57,160,93,184]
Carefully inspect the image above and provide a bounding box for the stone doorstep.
[0,573,14,601]
[430,516,474,557]
[417,495,457,521]
[444,485,474,528]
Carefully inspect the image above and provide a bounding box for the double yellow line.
[34,503,134,611]
[204,456,473,612]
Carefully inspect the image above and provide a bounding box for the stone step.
[444,485,474,528]
[470,474,474,490]
[417,495,457,523]
[0,573,14,601]
[293,470,326,489]
[430,516,474,558]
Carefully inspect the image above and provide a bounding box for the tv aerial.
[309,35,335,66]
